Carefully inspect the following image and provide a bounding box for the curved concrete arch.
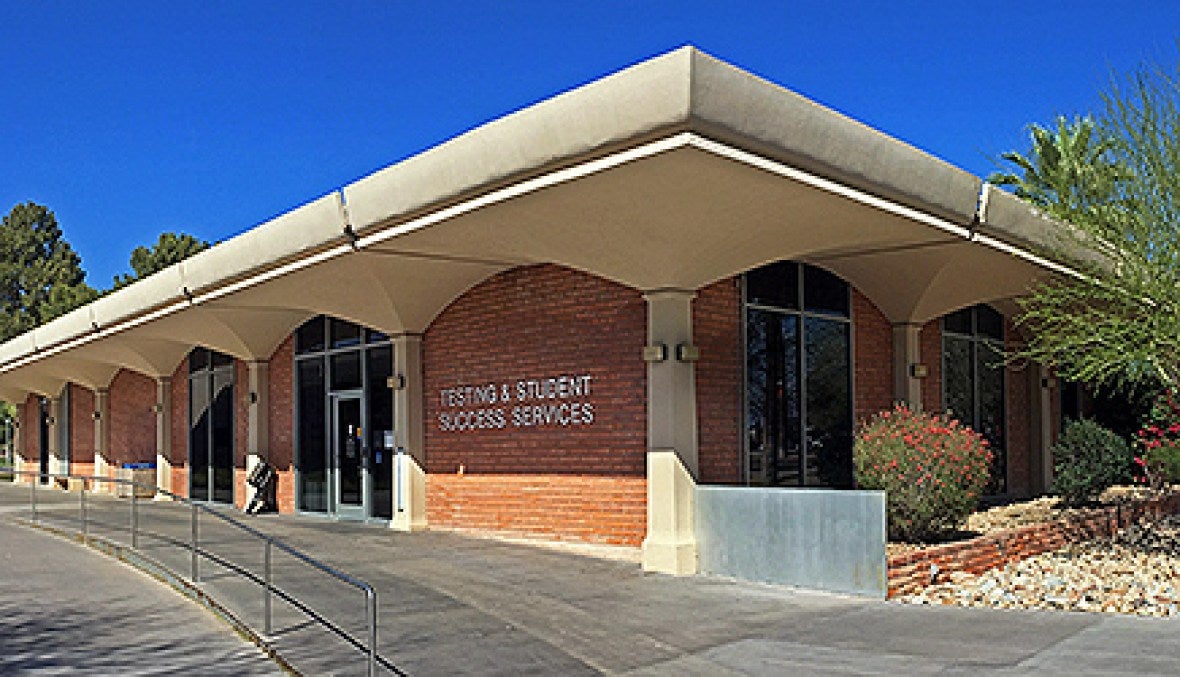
[34,356,122,391]
[71,336,192,380]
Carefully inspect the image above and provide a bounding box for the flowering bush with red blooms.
[1135,389,1180,491]
[854,403,992,542]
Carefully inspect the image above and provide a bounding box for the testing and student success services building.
[1,48,1084,575]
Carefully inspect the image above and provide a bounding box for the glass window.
[746,261,799,310]
[330,352,362,391]
[744,261,852,488]
[366,346,393,519]
[189,347,210,372]
[941,305,1007,494]
[296,317,326,354]
[189,373,210,502]
[189,348,236,504]
[803,265,850,317]
[297,358,327,512]
[330,318,362,349]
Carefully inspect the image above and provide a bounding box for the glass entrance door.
[332,394,367,519]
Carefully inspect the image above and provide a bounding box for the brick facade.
[108,369,157,465]
[170,359,188,497]
[268,336,296,513]
[694,277,742,485]
[423,264,648,546]
[853,289,893,422]
[68,383,95,471]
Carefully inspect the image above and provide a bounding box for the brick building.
[2,48,1074,575]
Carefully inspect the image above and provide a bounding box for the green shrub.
[1136,389,1180,490]
[1051,419,1134,506]
[855,404,992,542]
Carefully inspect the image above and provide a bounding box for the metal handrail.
[10,469,404,676]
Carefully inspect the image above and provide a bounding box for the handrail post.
[366,588,377,677]
[191,502,199,582]
[80,481,88,544]
[130,486,139,548]
[264,538,273,635]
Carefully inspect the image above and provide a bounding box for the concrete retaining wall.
[695,485,887,597]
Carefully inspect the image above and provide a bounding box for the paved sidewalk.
[4,481,1180,675]
[0,518,280,675]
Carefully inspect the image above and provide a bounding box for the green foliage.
[112,231,209,289]
[0,202,97,340]
[1135,389,1180,490]
[993,56,1180,392]
[1051,419,1134,506]
[855,404,992,542]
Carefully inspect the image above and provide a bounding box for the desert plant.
[1136,389,1180,490]
[1051,419,1134,506]
[854,404,992,542]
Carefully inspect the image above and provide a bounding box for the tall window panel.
[941,305,1007,495]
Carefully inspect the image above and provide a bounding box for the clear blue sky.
[2,2,1177,289]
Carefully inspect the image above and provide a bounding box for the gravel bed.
[898,515,1180,617]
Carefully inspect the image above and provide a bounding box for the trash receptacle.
[116,462,157,498]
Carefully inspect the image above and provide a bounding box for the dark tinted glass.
[330,318,362,349]
[297,358,327,512]
[746,261,799,310]
[803,265,850,317]
[943,308,973,335]
[745,309,801,487]
[211,370,235,504]
[296,317,326,354]
[805,317,853,488]
[942,336,974,423]
[330,352,362,390]
[210,351,234,369]
[976,305,1004,341]
[188,348,210,372]
[189,375,210,501]
[366,329,389,343]
[367,346,394,519]
[977,342,1006,494]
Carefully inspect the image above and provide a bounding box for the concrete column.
[245,360,270,509]
[641,289,699,575]
[891,323,923,410]
[391,334,427,532]
[155,377,172,497]
[47,396,60,485]
[12,402,25,483]
[94,388,111,493]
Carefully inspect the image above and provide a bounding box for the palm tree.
[988,115,1129,225]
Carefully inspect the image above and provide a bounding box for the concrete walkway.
[3,482,1179,676]
[0,518,280,675]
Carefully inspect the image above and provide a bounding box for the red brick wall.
[919,320,941,411]
[22,393,39,469]
[694,277,742,485]
[268,336,296,513]
[853,290,893,422]
[170,360,188,497]
[423,264,648,546]
[69,384,95,465]
[108,369,157,465]
[234,359,249,509]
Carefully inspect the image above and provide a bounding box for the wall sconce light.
[45,416,56,425]
[387,374,406,390]
[642,344,668,363]
[92,411,102,421]
[1042,377,1059,389]
[910,363,929,379]
[249,391,259,404]
[151,404,163,414]
[12,420,19,429]
[676,343,700,362]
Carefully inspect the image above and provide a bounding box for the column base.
[391,451,428,532]
[641,449,698,575]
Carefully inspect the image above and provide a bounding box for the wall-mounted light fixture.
[642,344,668,363]
[151,404,163,414]
[387,374,406,390]
[675,343,700,362]
[1042,377,1059,389]
[249,391,259,404]
[910,363,929,379]
[45,416,56,425]
[92,411,102,421]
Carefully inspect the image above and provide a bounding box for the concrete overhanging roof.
[0,46,1084,398]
